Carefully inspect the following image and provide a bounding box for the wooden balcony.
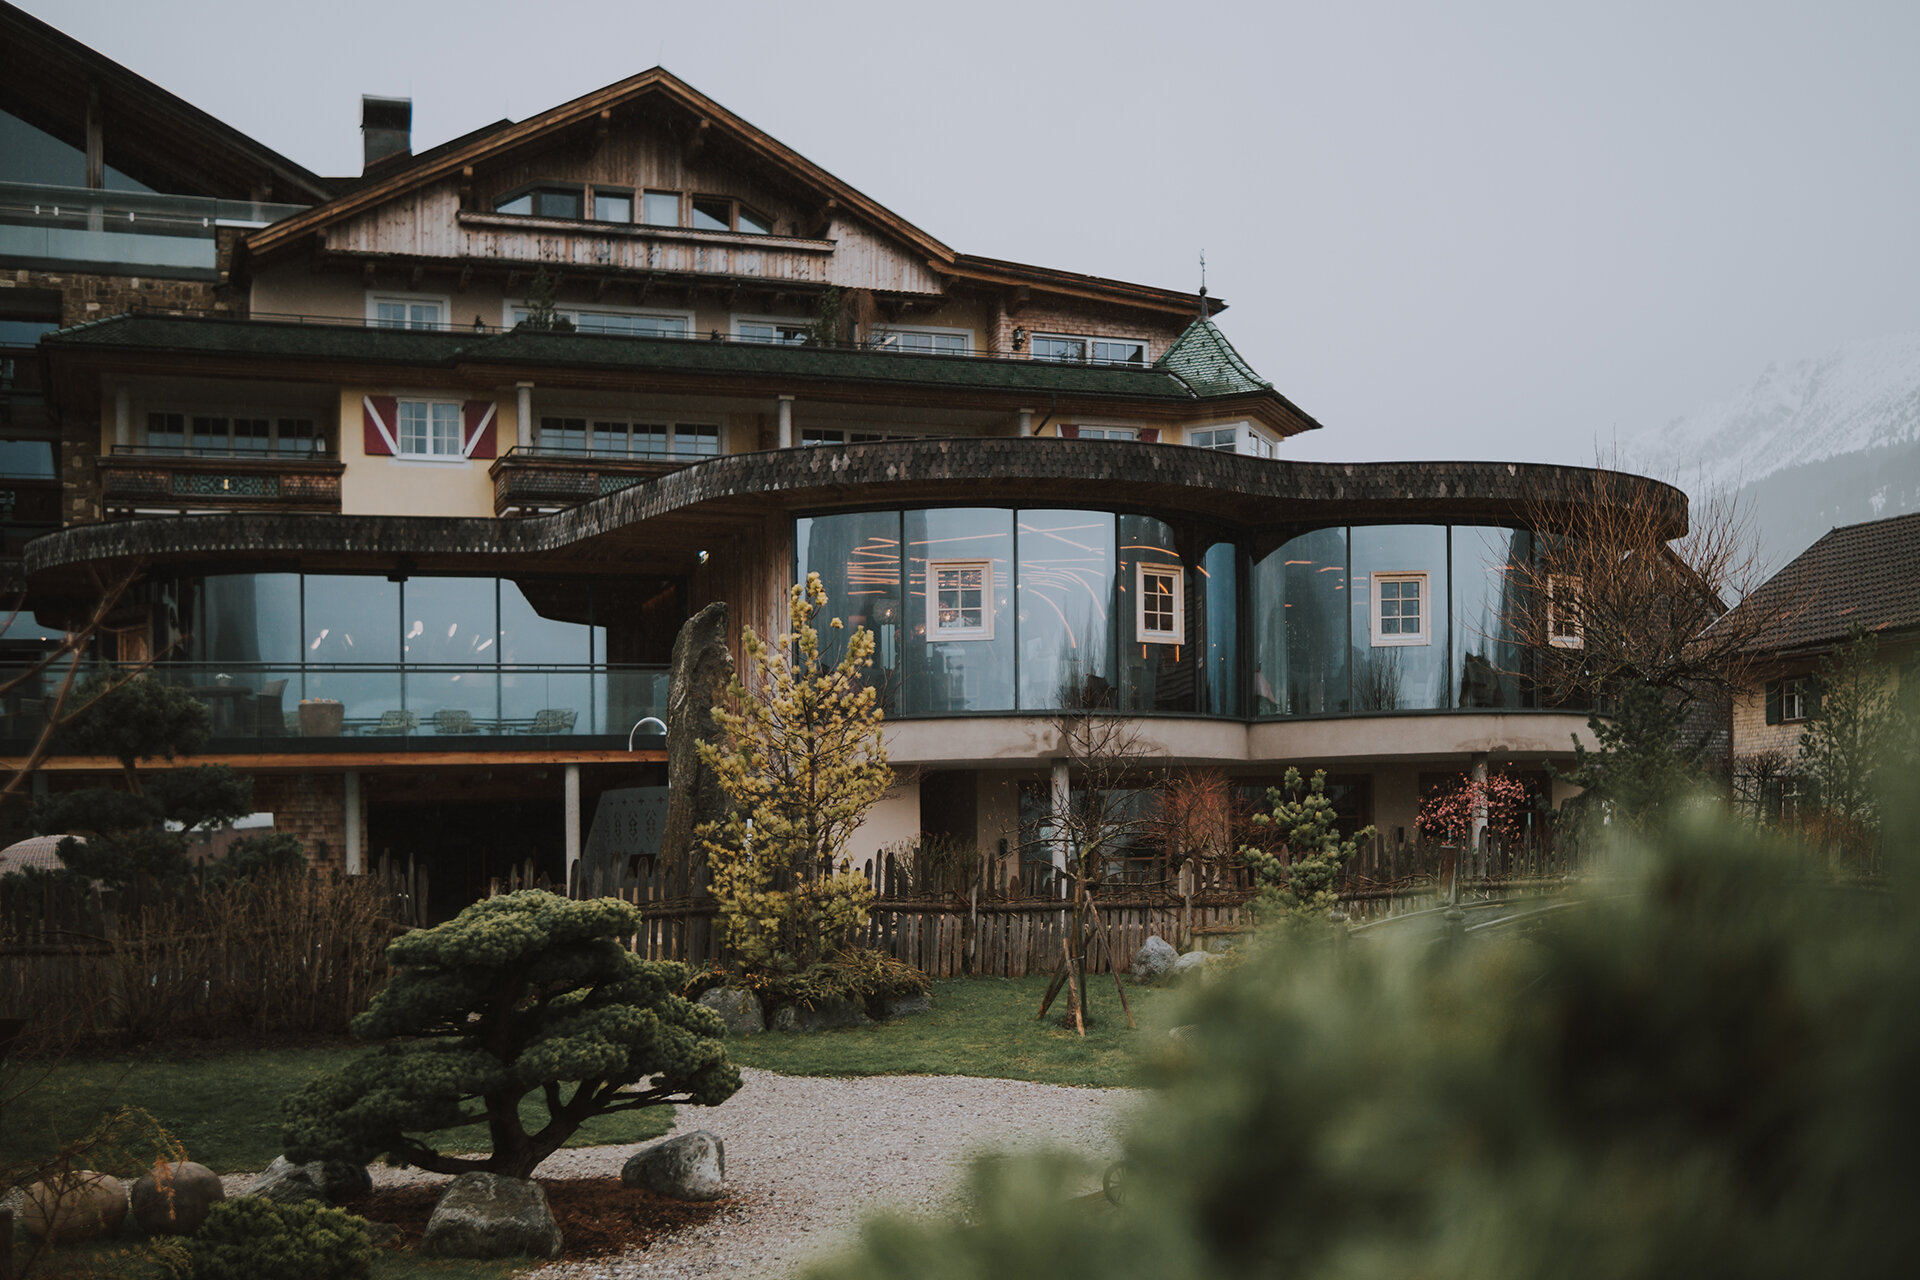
[488,448,698,515]
[99,450,344,517]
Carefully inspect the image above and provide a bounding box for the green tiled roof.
[45,314,1244,402]
[1154,318,1274,397]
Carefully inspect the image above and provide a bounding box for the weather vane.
[1199,250,1207,296]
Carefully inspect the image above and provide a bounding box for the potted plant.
[298,698,344,737]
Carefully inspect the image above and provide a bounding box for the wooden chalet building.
[2,8,1686,909]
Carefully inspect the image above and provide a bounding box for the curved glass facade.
[800,510,1562,720]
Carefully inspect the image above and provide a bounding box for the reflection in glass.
[1200,541,1240,716]
[403,578,500,731]
[1117,515,1190,712]
[191,574,301,667]
[500,580,592,665]
[906,509,1014,713]
[1349,526,1449,712]
[1252,528,1348,716]
[797,511,904,707]
[1452,527,1533,709]
[1018,510,1116,709]
[302,576,399,722]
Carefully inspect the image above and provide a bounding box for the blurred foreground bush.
[812,803,1920,1280]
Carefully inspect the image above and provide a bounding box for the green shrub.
[184,1197,372,1280]
[687,947,930,1018]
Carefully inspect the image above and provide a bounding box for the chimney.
[361,95,412,171]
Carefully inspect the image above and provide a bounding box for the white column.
[777,395,795,449]
[1050,759,1070,896]
[343,771,362,875]
[1469,753,1490,854]
[564,763,582,895]
[113,385,131,449]
[516,381,534,450]
[1018,408,1034,438]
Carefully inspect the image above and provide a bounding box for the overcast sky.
[22,0,1920,466]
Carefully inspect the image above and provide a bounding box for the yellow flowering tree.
[697,574,888,975]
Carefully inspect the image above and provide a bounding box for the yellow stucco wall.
[336,388,500,517]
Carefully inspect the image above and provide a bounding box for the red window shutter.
[1058,424,1080,439]
[363,395,399,456]
[462,400,497,459]
[1138,428,1160,444]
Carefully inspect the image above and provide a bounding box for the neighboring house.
[1,10,1687,908]
[1719,511,1920,819]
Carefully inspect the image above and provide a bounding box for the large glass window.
[1018,510,1116,709]
[1349,526,1449,712]
[1452,527,1533,710]
[1200,540,1240,716]
[1253,527,1349,716]
[906,509,1014,713]
[796,510,904,701]
[1117,515,1189,712]
[303,575,400,721]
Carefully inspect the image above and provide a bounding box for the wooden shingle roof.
[1722,511,1920,655]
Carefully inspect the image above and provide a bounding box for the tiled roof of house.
[45,313,1248,401]
[1721,510,1920,654]
[1155,318,1273,397]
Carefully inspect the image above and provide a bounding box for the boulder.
[658,603,735,899]
[249,1155,371,1206]
[698,986,765,1035]
[1131,935,1178,981]
[621,1131,726,1201]
[1168,950,1215,982]
[771,997,873,1032]
[421,1172,563,1260]
[130,1160,224,1235]
[879,992,933,1019]
[18,1171,125,1243]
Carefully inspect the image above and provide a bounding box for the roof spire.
[1198,250,1208,317]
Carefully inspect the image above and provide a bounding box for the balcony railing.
[0,663,668,746]
[99,449,344,517]
[0,182,309,276]
[488,445,705,514]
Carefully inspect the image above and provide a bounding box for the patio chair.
[253,678,289,736]
[525,708,577,735]
[433,708,480,735]
[372,709,418,735]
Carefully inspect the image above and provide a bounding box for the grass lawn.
[727,973,1176,1088]
[0,1043,675,1176]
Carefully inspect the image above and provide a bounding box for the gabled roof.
[245,68,1216,320]
[1723,510,1920,655]
[0,1,332,203]
[1156,317,1273,397]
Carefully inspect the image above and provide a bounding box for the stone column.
[1018,408,1034,438]
[343,771,362,875]
[564,764,582,895]
[114,385,130,450]
[777,395,794,449]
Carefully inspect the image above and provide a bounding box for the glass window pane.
[590,423,630,456]
[233,418,270,453]
[1200,540,1240,715]
[533,188,582,219]
[690,198,730,231]
[399,402,427,454]
[541,416,587,453]
[1017,510,1116,710]
[1349,525,1449,711]
[496,193,532,215]
[643,191,680,226]
[1452,526,1533,709]
[1117,514,1190,712]
[1252,527,1348,716]
[593,192,632,222]
[676,425,719,456]
[430,403,461,455]
[191,415,227,454]
[190,573,302,667]
[737,207,773,235]
[278,418,318,456]
[0,440,54,477]
[499,579,592,665]
[797,511,904,710]
[302,575,400,724]
[403,577,500,729]
[905,510,1014,713]
[146,413,184,450]
[1030,335,1084,362]
[631,424,670,457]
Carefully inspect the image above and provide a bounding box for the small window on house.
[1137,564,1185,644]
[231,417,271,454]
[737,206,774,235]
[495,186,584,219]
[145,412,184,450]
[1077,427,1138,441]
[278,418,320,456]
[929,560,993,640]
[399,400,463,458]
[593,191,633,222]
[1372,572,1429,646]
[1547,574,1584,649]
[373,298,444,330]
[691,197,732,231]
[736,319,810,345]
[678,425,720,456]
[1190,426,1238,452]
[1783,677,1812,723]
[540,416,589,454]
[190,415,229,454]
[643,191,680,226]
[1030,334,1086,363]
[1091,339,1147,366]
[870,327,968,355]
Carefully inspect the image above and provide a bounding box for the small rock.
[622,1131,726,1201]
[879,992,933,1019]
[249,1155,371,1206]
[698,986,766,1035]
[422,1172,563,1260]
[1131,935,1178,981]
[130,1161,224,1235]
[770,998,872,1032]
[19,1171,125,1243]
[1168,950,1214,982]
[365,1221,404,1247]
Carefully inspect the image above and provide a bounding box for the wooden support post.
[1037,946,1069,1019]
[1062,935,1085,1037]
[1091,900,1135,1030]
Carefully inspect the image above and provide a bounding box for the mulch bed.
[356,1178,729,1258]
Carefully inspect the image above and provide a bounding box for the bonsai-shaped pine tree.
[281,891,739,1180]
[697,573,889,978]
[1241,768,1374,930]
[31,673,254,887]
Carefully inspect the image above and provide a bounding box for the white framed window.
[507,304,692,338]
[643,190,681,226]
[397,399,463,459]
[369,293,448,331]
[145,410,324,456]
[1075,426,1137,440]
[928,559,993,640]
[733,316,811,345]
[1188,423,1275,457]
[539,416,721,459]
[1547,573,1584,649]
[802,427,914,446]
[869,325,971,355]
[1782,677,1811,723]
[1371,572,1429,646]
[1136,563,1185,644]
[1030,333,1149,366]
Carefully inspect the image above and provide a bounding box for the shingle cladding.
[45,314,1211,400]
[1155,318,1273,397]
[1723,510,1920,655]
